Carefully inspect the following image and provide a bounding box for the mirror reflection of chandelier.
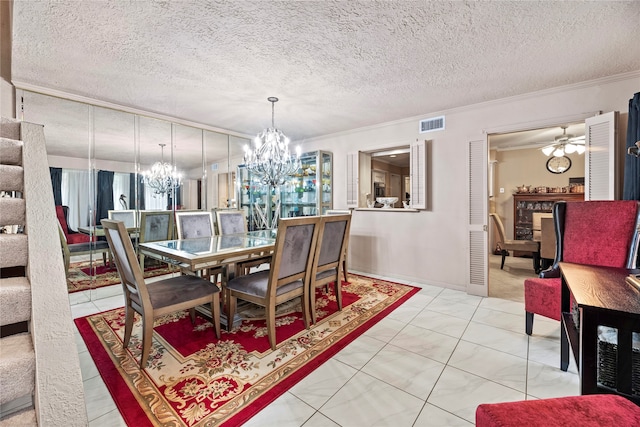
[541,126,586,157]
[244,97,301,188]
[143,143,182,195]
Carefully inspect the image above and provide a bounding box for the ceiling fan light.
[564,143,577,154]
[542,145,555,156]
[553,147,565,157]
[576,145,585,155]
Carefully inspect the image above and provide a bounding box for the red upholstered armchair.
[524,200,640,335]
[56,205,94,244]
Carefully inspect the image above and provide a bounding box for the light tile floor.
[71,255,579,426]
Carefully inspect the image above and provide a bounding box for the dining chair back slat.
[174,210,224,284]
[138,210,174,269]
[310,214,352,324]
[216,210,247,235]
[175,211,215,239]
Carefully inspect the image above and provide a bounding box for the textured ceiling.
[10,0,640,144]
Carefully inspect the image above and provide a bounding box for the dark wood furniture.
[560,262,640,403]
[513,193,583,241]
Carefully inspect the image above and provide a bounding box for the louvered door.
[468,138,488,296]
[410,139,426,209]
[585,111,619,200]
[346,152,359,208]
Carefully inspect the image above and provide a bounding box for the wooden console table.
[560,262,640,402]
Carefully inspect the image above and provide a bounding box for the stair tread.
[0,137,23,166]
[0,277,31,326]
[0,407,36,427]
[0,333,35,406]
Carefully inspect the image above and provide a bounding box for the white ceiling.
[10,0,640,147]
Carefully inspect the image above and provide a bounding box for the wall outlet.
[499,187,505,193]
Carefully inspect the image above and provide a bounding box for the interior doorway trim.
[483,112,600,136]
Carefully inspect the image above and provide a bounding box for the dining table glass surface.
[138,229,277,269]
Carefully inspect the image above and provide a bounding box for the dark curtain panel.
[623,92,640,201]
[96,170,114,223]
[49,167,62,206]
[129,173,145,210]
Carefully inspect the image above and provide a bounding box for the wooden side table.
[560,262,640,403]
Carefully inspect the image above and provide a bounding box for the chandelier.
[244,97,301,187]
[541,126,585,157]
[142,143,182,195]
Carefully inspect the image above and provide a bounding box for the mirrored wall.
[19,90,250,303]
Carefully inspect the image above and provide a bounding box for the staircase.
[0,118,87,425]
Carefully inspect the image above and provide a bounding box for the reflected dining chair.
[524,200,640,335]
[138,210,174,269]
[101,219,221,368]
[175,210,225,285]
[309,213,352,324]
[216,209,272,277]
[222,216,321,350]
[489,213,540,273]
[325,209,352,283]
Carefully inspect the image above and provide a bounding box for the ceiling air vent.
[419,116,445,133]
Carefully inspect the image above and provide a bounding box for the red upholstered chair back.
[557,200,640,269]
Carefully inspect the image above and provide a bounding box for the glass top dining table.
[138,229,277,271]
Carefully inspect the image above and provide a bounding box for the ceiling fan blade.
[568,135,585,142]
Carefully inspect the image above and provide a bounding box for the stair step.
[0,137,23,166]
[0,118,20,141]
[0,234,28,269]
[0,333,35,406]
[0,407,37,427]
[0,198,26,228]
[0,165,24,193]
[0,277,31,327]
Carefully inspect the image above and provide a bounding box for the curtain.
[129,173,145,210]
[144,184,167,210]
[623,92,640,201]
[49,167,62,206]
[96,170,115,223]
[112,172,130,210]
[61,169,91,230]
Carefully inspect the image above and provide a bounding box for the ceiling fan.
[541,126,586,157]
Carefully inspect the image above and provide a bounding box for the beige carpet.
[489,254,540,303]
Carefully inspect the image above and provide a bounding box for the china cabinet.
[237,150,332,230]
[513,193,584,241]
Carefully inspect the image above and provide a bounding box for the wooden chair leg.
[310,285,317,325]
[123,306,134,347]
[226,292,237,332]
[266,302,277,350]
[189,308,196,324]
[343,259,348,283]
[211,293,221,339]
[140,312,154,368]
[500,250,508,269]
[334,280,342,311]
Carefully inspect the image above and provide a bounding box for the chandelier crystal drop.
[244,97,301,187]
[143,143,182,195]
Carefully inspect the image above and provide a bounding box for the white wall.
[299,73,640,291]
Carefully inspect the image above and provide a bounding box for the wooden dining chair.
[138,210,174,269]
[309,213,352,324]
[325,209,352,282]
[222,216,321,350]
[101,219,221,368]
[216,209,272,277]
[175,210,225,285]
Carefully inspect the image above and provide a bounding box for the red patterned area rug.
[75,274,419,426]
[67,260,176,294]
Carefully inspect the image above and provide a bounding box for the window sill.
[356,208,419,212]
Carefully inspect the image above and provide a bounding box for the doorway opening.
[487,122,586,302]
